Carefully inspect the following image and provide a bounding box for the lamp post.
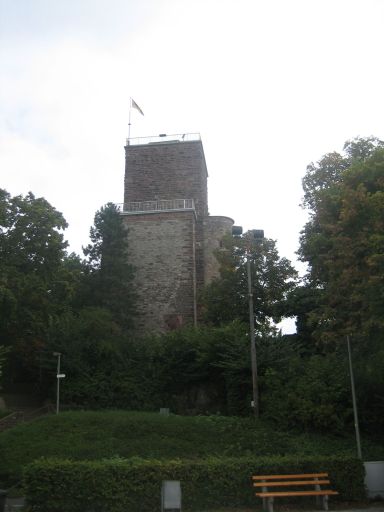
[346,335,362,459]
[232,226,264,418]
[246,230,264,418]
[53,352,63,415]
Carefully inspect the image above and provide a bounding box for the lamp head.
[232,225,243,236]
[250,229,264,239]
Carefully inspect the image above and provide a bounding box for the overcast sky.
[2,0,384,331]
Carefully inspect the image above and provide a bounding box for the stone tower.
[120,133,234,333]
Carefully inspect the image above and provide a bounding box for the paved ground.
[206,508,384,512]
[4,496,25,511]
[340,509,383,512]
[4,496,384,512]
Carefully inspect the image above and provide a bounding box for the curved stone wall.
[203,215,234,284]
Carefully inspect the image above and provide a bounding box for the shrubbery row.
[23,455,365,512]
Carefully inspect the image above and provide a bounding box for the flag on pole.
[131,98,144,116]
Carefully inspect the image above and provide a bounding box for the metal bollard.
[161,480,181,511]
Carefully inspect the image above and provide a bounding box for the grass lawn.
[0,410,382,486]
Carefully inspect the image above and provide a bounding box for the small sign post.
[53,352,64,414]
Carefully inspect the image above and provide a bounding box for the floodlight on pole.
[232,226,265,418]
[246,229,264,418]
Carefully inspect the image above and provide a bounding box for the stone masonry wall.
[122,210,197,333]
[204,216,234,283]
[124,139,208,329]
[124,140,208,217]
[122,137,236,333]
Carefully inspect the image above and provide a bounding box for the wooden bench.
[252,472,339,512]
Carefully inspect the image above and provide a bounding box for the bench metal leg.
[267,497,274,512]
[322,495,329,511]
[262,481,269,512]
[315,479,321,508]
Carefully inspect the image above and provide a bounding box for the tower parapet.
[124,134,208,218]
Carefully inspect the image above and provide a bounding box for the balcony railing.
[126,133,201,146]
[117,199,195,214]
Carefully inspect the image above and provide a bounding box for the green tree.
[43,307,128,407]
[83,203,136,329]
[0,346,10,390]
[298,138,384,434]
[0,189,70,384]
[37,203,137,405]
[302,136,384,213]
[201,232,298,330]
[298,138,384,341]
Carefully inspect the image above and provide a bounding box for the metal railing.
[126,133,201,146]
[117,198,195,214]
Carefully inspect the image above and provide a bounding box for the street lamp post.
[346,335,362,459]
[247,256,259,417]
[246,229,264,418]
[232,226,264,418]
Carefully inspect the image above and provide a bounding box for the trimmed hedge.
[23,455,365,512]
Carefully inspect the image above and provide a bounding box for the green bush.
[23,455,365,512]
[261,353,351,433]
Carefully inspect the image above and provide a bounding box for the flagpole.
[128,98,144,144]
[128,97,132,144]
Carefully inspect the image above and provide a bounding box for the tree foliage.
[298,137,384,341]
[0,193,136,394]
[295,137,384,434]
[201,232,298,329]
[82,203,136,329]
[40,203,137,400]
[302,136,384,213]
[0,189,70,383]
[0,346,10,390]
[262,351,350,432]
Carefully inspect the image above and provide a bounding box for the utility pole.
[247,256,259,417]
[347,335,362,459]
[246,229,264,418]
[231,226,264,418]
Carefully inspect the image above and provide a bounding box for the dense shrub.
[261,352,351,433]
[36,318,383,436]
[23,455,365,512]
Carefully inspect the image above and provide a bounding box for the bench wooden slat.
[252,473,328,480]
[252,471,338,512]
[256,490,339,498]
[254,480,330,487]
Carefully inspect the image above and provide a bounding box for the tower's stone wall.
[122,210,197,332]
[204,216,234,283]
[122,136,234,333]
[124,141,208,217]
